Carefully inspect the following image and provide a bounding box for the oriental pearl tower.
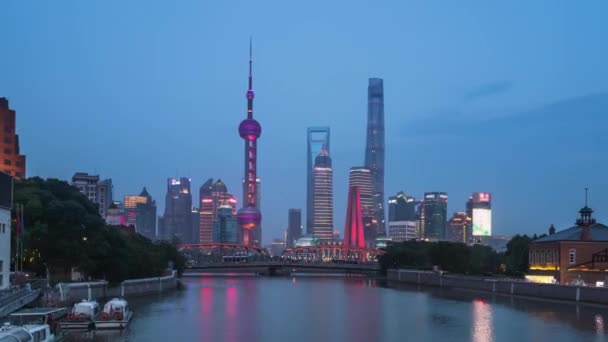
[237,39,262,246]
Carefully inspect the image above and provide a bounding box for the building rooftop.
[535,223,608,242]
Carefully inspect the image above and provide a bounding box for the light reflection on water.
[63,276,608,342]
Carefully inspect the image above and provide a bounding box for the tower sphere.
[247,90,255,100]
[239,118,262,140]
[237,207,262,225]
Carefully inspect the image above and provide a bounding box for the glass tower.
[312,146,333,241]
[364,78,385,236]
[307,127,330,235]
[423,192,448,240]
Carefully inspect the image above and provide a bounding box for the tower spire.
[585,187,589,207]
[246,36,254,119]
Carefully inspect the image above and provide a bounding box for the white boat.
[0,322,55,342]
[93,298,133,329]
[57,300,98,331]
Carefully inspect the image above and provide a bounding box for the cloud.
[464,81,513,102]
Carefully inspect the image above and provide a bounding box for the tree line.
[11,177,185,284]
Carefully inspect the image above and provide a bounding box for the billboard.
[0,172,13,209]
[472,208,492,236]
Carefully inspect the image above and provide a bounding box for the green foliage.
[504,234,531,276]
[13,177,185,283]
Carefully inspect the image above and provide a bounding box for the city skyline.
[2,2,608,243]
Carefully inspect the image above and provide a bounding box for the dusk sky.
[1,1,607,243]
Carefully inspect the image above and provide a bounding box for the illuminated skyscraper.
[423,192,448,240]
[213,205,239,244]
[286,208,302,248]
[0,98,26,179]
[470,192,492,237]
[447,212,471,243]
[306,127,330,235]
[160,177,192,242]
[348,167,376,244]
[312,146,333,241]
[124,187,157,240]
[343,186,365,248]
[199,179,237,243]
[364,78,385,236]
[236,40,262,246]
[388,191,416,222]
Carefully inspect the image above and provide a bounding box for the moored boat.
[93,298,133,330]
[0,322,55,342]
[57,300,98,331]
[9,307,69,334]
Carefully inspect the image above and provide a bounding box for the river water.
[65,275,608,342]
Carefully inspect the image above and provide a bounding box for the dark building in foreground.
[528,205,608,285]
[160,177,192,242]
[365,78,385,236]
[0,98,26,179]
[286,209,302,248]
[423,192,448,240]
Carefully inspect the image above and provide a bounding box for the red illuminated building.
[199,179,237,243]
[344,186,366,248]
[0,98,26,179]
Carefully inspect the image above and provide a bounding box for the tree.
[504,235,531,276]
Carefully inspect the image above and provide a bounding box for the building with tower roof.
[312,146,333,241]
[199,178,237,243]
[528,194,608,285]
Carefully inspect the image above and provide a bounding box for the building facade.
[0,172,12,289]
[71,173,113,218]
[105,201,126,227]
[348,167,376,244]
[160,177,192,242]
[528,206,608,285]
[199,179,237,243]
[423,192,448,240]
[388,191,416,222]
[312,146,333,241]
[447,212,472,244]
[306,127,330,236]
[124,187,157,240]
[364,78,385,236]
[469,192,492,237]
[344,186,366,248]
[213,205,239,244]
[388,221,417,242]
[286,208,302,248]
[0,98,26,179]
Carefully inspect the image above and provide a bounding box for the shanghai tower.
[236,39,262,246]
[364,78,385,236]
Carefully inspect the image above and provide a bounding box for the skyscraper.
[199,179,237,243]
[306,127,330,236]
[236,40,262,247]
[124,187,157,240]
[213,205,239,244]
[343,186,365,248]
[160,177,192,242]
[388,191,416,222]
[470,192,492,237]
[423,192,448,240]
[364,78,385,236]
[286,208,302,248]
[71,173,113,218]
[312,146,333,241]
[447,212,471,243]
[348,167,376,244]
[0,98,26,179]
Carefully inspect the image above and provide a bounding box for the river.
[64,275,608,341]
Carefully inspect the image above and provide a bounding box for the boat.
[9,307,69,334]
[57,300,98,331]
[0,322,55,342]
[93,298,133,329]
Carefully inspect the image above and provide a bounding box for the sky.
[1,1,607,243]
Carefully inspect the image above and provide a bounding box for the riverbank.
[387,269,608,305]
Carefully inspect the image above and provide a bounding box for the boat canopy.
[103,298,128,313]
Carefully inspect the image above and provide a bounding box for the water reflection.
[472,299,494,342]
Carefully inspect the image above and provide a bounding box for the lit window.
[569,249,576,265]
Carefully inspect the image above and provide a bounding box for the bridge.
[183,261,382,276]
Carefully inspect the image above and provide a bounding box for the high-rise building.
[343,186,365,248]
[0,172,12,289]
[286,208,302,248]
[470,192,492,237]
[0,98,26,179]
[213,205,239,244]
[105,201,126,227]
[388,221,417,242]
[71,173,113,218]
[348,167,376,244]
[307,127,330,236]
[364,78,385,236]
[160,177,192,242]
[388,191,416,222]
[312,146,333,241]
[447,212,472,244]
[124,187,157,240]
[191,207,200,244]
[236,40,262,247]
[199,179,237,243]
[423,192,448,240]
